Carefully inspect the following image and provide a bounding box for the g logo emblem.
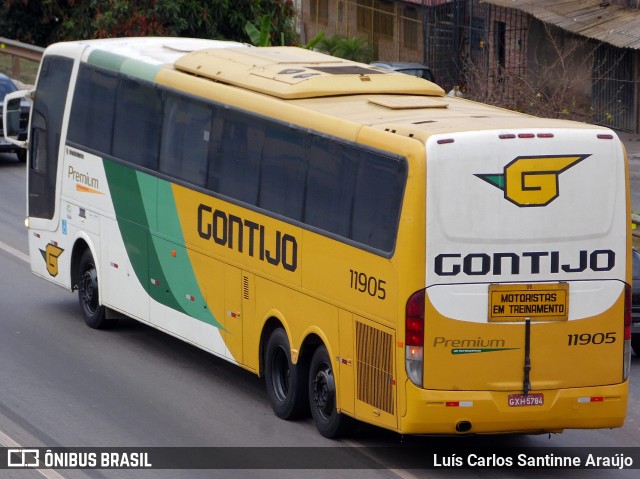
[40,243,64,277]
[476,155,589,207]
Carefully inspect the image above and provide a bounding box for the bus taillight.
[406,289,425,387]
[623,284,631,381]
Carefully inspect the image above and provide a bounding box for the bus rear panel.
[401,128,629,434]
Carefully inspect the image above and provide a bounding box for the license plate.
[488,283,569,322]
[508,393,544,407]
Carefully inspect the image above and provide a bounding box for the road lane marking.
[344,439,421,479]
[0,239,29,264]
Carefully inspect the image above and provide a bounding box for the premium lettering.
[197,204,298,272]
[433,336,506,348]
[67,165,99,189]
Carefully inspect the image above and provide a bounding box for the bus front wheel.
[264,328,308,420]
[309,345,350,438]
[77,249,111,329]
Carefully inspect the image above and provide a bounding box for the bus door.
[28,56,73,222]
[26,56,74,285]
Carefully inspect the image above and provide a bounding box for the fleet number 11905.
[349,269,386,300]
[567,332,616,346]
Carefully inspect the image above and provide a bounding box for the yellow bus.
[3,37,631,438]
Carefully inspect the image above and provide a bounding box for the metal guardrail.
[0,37,44,81]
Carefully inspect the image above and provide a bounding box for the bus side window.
[259,124,309,221]
[304,137,356,238]
[29,114,46,173]
[113,78,162,170]
[69,65,117,155]
[159,94,211,187]
[351,154,406,252]
[208,109,263,204]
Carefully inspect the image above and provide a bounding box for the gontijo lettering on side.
[197,204,298,272]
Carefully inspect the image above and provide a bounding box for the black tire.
[264,328,308,420]
[309,345,350,438]
[77,249,113,329]
[16,149,26,162]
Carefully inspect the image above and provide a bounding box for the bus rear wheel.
[77,249,113,329]
[309,345,350,438]
[264,328,308,420]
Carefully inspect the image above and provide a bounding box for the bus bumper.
[399,380,628,435]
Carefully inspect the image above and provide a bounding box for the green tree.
[332,36,373,63]
[245,14,276,47]
[244,1,297,46]
[316,34,343,56]
[316,34,373,63]
[0,0,297,47]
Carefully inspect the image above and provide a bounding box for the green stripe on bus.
[87,50,127,72]
[88,50,160,83]
[150,179,223,329]
[103,160,221,329]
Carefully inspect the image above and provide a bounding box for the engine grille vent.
[355,321,394,414]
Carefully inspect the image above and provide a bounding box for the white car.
[370,61,435,82]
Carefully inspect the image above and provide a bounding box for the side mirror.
[3,90,30,147]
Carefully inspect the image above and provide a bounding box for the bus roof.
[174,46,445,99]
[288,93,604,141]
[58,38,602,140]
[62,38,444,99]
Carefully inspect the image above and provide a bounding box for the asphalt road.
[0,152,639,479]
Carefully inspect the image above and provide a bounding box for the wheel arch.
[258,313,333,376]
[70,233,99,291]
[298,330,325,373]
[258,309,339,370]
[258,315,285,378]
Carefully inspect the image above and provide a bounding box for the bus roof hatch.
[173,46,445,100]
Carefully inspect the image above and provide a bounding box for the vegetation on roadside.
[0,0,297,47]
[314,34,373,63]
[460,23,625,126]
